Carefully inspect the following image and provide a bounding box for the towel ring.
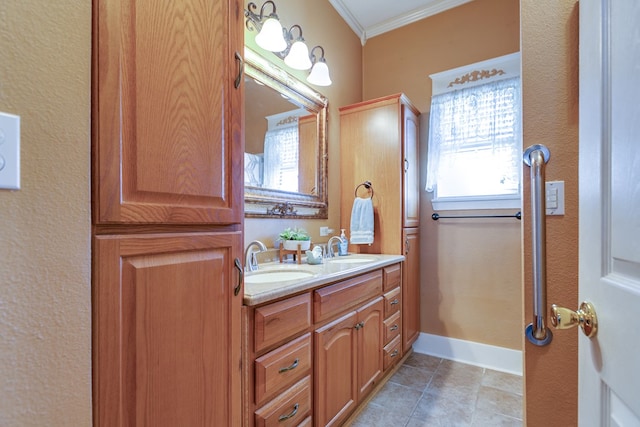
[354,181,374,198]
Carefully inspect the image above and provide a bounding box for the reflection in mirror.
[244,47,329,218]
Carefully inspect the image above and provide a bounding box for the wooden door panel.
[356,297,383,401]
[94,232,242,426]
[314,311,357,427]
[402,104,420,228]
[402,228,421,352]
[94,0,243,224]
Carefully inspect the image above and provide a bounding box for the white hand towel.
[349,197,374,244]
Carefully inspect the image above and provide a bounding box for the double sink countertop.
[243,253,405,306]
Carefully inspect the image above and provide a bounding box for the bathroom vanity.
[242,255,404,427]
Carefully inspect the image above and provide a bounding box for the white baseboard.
[412,333,523,376]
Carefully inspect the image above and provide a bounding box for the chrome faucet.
[244,240,267,272]
[327,236,345,258]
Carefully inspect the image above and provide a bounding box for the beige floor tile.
[475,385,523,420]
[481,369,523,396]
[369,381,423,414]
[471,408,523,426]
[411,391,476,425]
[352,355,524,427]
[402,352,442,371]
[349,402,411,427]
[389,364,435,391]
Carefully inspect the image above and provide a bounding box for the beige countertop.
[243,253,405,306]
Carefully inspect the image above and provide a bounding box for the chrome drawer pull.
[354,321,365,330]
[390,349,399,358]
[390,324,398,332]
[390,299,399,305]
[278,358,299,373]
[278,403,299,421]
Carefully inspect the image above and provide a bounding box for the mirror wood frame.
[244,47,329,219]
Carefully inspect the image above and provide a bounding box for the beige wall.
[243,0,363,247]
[363,0,522,350]
[0,0,92,425]
[521,1,579,425]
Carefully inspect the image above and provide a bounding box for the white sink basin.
[329,257,377,264]
[244,270,315,284]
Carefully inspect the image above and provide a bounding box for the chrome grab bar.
[523,144,553,346]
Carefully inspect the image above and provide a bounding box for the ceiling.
[328,0,472,44]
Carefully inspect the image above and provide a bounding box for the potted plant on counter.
[279,227,311,251]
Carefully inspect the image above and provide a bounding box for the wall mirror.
[244,47,329,218]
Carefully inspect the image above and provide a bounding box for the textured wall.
[363,0,522,350]
[0,1,92,425]
[521,0,580,425]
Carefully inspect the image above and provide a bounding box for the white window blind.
[426,53,522,210]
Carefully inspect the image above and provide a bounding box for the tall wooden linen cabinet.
[339,94,421,355]
[91,1,244,425]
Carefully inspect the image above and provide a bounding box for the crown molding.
[330,0,473,45]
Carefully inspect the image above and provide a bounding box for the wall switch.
[319,226,333,237]
[545,181,564,215]
[0,112,20,190]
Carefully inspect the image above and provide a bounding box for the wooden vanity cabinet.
[92,0,245,425]
[243,263,402,427]
[339,94,421,355]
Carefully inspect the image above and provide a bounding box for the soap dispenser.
[338,229,349,256]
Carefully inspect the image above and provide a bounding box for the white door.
[579,0,640,425]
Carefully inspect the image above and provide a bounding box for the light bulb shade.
[255,18,287,52]
[307,61,332,86]
[284,41,312,70]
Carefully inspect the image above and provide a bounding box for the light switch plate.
[545,180,564,215]
[0,112,20,190]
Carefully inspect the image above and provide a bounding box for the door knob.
[550,301,597,338]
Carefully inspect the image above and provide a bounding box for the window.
[426,53,522,210]
[263,125,299,192]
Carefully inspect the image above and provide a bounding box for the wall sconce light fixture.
[245,1,332,86]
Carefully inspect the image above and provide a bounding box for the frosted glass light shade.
[284,41,312,70]
[255,18,287,52]
[307,61,332,86]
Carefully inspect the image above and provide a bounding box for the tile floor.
[347,352,523,427]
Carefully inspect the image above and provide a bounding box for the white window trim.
[428,52,522,211]
[430,52,521,96]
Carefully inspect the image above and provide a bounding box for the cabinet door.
[402,228,421,352]
[402,104,420,228]
[356,297,384,401]
[94,0,243,224]
[314,311,358,427]
[93,231,243,426]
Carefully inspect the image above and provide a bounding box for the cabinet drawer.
[255,293,312,353]
[314,270,382,323]
[384,311,401,345]
[383,286,401,317]
[254,376,311,427]
[383,263,401,291]
[255,333,312,406]
[383,335,402,371]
